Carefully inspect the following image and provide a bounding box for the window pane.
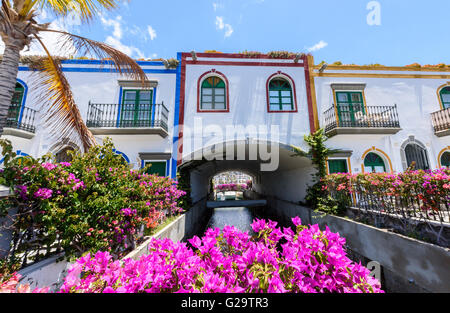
[140,91,151,100]
[282,104,294,111]
[215,88,225,95]
[214,102,226,110]
[270,105,281,111]
[124,91,137,100]
[202,102,212,110]
[202,95,212,102]
[269,91,279,97]
[282,97,292,104]
[281,91,291,97]
[214,95,225,103]
[442,94,450,103]
[337,93,348,102]
[270,98,281,105]
[203,88,213,95]
[351,93,362,102]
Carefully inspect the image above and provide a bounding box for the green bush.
[0,138,185,266]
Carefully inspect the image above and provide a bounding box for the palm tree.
[0,0,147,151]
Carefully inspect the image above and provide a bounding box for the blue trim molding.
[112,149,130,164]
[117,87,123,127]
[171,52,183,179]
[18,66,176,74]
[0,150,30,164]
[60,59,165,67]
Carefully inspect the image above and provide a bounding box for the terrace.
[431,107,450,137]
[323,104,401,137]
[3,106,37,139]
[86,102,169,137]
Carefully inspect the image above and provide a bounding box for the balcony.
[3,106,37,139]
[431,107,450,137]
[86,102,169,137]
[323,104,401,137]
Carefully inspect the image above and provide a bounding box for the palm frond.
[35,0,121,21]
[39,28,148,83]
[31,34,96,151]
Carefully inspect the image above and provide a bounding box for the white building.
[310,58,450,175]
[2,53,450,203]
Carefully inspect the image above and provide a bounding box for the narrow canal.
[204,206,258,235]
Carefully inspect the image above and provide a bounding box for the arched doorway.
[404,143,430,170]
[440,151,450,168]
[212,171,253,201]
[364,152,386,173]
[55,146,76,163]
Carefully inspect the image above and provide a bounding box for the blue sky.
[5,0,450,66]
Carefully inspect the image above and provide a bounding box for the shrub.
[58,217,383,293]
[214,183,248,192]
[322,169,450,214]
[0,272,49,293]
[0,139,186,265]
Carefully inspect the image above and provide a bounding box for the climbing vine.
[292,129,347,215]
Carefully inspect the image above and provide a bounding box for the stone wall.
[264,196,450,293]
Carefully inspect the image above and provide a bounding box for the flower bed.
[321,169,450,246]
[54,217,382,293]
[215,183,249,192]
[0,139,186,267]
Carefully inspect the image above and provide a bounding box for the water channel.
[204,206,258,236]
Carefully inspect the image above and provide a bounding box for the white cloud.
[147,26,157,41]
[21,16,77,57]
[213,2,224,11]
[100,15,148,59]
[101,15,123,40]
[105,35,145,59]
[215,16,233,38]
[307,40,328,52]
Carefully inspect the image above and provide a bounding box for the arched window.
[404,143,430,170]
[7,82,25,127]
[56,147,76,163]
[439,86,450,109]
[200,76,226,111]
[441,151,450,168]
[268,78,294,112]
[364,153,386,173]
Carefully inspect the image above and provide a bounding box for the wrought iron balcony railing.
[431,107,450,137]
[86,102,169,132]
[324,104,401,135]
[5,106,37,133]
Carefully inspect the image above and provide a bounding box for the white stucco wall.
[314,70,450,173]
[180,55,312,160]
[4,60,177,171]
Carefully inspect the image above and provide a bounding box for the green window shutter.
[8,83,25,124]
[145,161,167,177]
[335,91,365,125]
[364,152,386,173]
[269,78,293,111]
[201,76,226,110]
[328,159,348,174]
[121,89,153,127]
[441,152,450,168]
[440,87,450,109]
